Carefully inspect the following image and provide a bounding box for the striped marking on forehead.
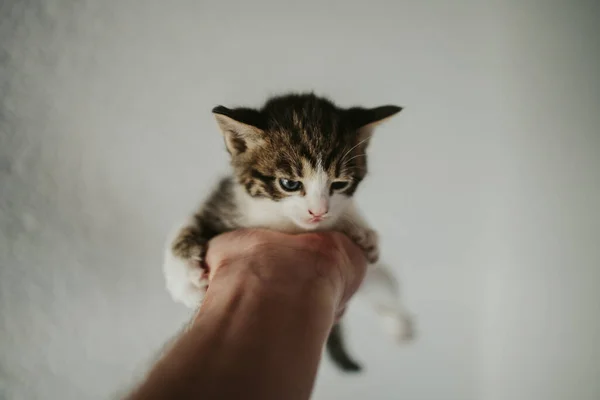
[302,159,329,196]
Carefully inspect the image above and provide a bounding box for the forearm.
[128,259,337,400]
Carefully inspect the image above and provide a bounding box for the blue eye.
[279,178,302,192]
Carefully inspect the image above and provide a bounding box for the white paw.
[381,312,415,344]
[163,251,208,309]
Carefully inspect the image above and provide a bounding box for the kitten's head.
[213,93,402,230]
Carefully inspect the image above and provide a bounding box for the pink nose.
[308,208,328,218]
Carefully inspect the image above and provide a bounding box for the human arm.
[127,229,367,400]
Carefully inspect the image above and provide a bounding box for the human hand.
[203,229,368,321]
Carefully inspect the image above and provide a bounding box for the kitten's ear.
[212,106,266,155]
[345,105,403,146]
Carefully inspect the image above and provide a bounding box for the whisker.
[337,165,352,174]
[341,137,371,164]
[338,163,359,175]
[343,153,367,165]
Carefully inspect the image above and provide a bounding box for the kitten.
[163,93,414,372]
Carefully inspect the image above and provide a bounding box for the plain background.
[1,1,599,399]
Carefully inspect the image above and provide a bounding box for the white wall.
[481,3,600,400]
[0,1,598,399]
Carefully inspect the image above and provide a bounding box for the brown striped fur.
[166,92,402,373]
[213,93,401,200]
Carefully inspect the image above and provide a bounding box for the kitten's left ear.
[212,106,266,155]
[345,105,403,146]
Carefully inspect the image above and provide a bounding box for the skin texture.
[130,230,367,400]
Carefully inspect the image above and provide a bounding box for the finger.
[204,229,253,269]
[332,233,368,302]
[334,305,347,323]
[205,229,288,277]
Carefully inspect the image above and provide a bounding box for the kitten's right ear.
[212,106,266,155]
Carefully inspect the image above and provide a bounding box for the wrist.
[200,254,338,326]
[190,273,337,361]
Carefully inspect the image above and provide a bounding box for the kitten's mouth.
[301,216,328,228]
[291,217,324,230]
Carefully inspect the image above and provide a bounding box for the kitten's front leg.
[350,228,380,264]
[163,218,216,309]
[335,207,380,264]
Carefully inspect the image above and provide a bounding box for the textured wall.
[1,1,598,399]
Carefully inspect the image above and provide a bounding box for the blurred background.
[1,1,599,399]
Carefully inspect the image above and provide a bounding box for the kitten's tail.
[326,323,362,373]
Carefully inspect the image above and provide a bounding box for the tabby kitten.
[163,93,413,372]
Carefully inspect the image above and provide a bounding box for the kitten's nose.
[308,208,328,218]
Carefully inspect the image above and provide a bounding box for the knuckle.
[234,229,275,251]
[302,232,337,253]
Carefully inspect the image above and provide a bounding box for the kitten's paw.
[381,312,415,344]
[187,267,209,289]
[174,240,205,264]
[351,229,380,264]
[176,279,207,309]
[164,256,208,308]
[164,239,209,309]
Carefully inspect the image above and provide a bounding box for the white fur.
[162,220,209,308]
[303,164,329,215]
[231,171,351,232]
[358,264,414,342]
[234,184,302,232]
[163,181,414,344]
[280,165,352,230]
[163,248,207,308]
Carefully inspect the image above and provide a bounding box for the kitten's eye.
[331,181,350,191]
[279,178,302,192]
